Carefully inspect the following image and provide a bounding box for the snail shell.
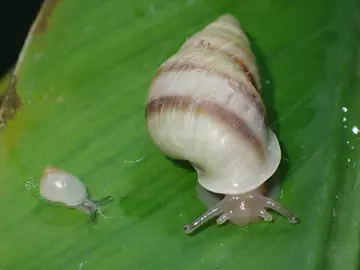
[145,14,299,233]
[39,166,112,223]
[146,16,279,195]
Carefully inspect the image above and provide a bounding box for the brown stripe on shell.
[154,62,267,124]
[198,40,260,93]
[146,96,265,158]
[231,57,258,92]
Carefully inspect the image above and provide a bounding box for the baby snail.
[145,14,299,234]
[39,165,112,223]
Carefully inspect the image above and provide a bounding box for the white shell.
[146,14,281,195]
[39,166,87,207]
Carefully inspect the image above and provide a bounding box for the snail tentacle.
[216,212,231,225]
[184,202,225,234]
[257,195,299,224]
[76,196,113,224]
[89,208,96,223]
[184,190,299,233]
[259,209,273,222]
[93,196,113,205]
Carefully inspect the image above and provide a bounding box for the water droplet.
[123,155,148,164]
[79,260,87,270]
[352,126,359,134]
[343,117,347,122]
[25,178,37,191]
[342,107,348,112]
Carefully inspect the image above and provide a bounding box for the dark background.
[0,1,43,78]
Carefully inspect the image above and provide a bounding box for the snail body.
[39,166,112,223]
[145,14,299,233]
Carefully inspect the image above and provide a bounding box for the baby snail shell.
[39,166,113,223]
[145,14,299,234]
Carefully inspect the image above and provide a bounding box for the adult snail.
[145,14,299,233]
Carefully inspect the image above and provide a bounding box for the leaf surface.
[1,0,360,269]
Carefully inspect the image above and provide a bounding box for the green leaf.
[1,0,360,269]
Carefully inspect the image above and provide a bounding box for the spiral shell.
[145,14,281,196]
[40,166,87,207]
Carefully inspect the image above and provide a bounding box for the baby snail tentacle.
[75,195,113,224]
[39,165,113,224]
